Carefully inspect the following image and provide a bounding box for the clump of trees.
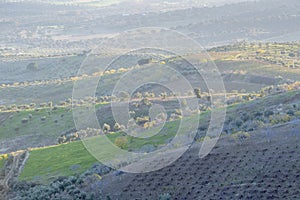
[57,128,102,144]
[10,164,112,200]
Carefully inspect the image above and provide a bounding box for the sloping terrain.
[0,151,28,200]
[4,89,297,199]
[101,119,300,199]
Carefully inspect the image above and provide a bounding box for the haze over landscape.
[0,0,300,199]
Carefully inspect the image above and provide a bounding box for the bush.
[287,110,295,116]
[194,88,201,98]
[264,110,274,117]
[137,58,152,66]
[232,131,250,145]
[26,62,39,71]
[114,136,129,149]
[113,123,122,131]
[143,121,156,129]
[141,98,152,106]
[270,114,291,125]
[103,123,111,133]
[136,116,149,125]
[235,119,243,128]
[21,118,29,124]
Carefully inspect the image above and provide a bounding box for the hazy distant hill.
[1,0,300,52]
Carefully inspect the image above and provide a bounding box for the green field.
[0,158,6,170]
[0,107,73,140]
[16,88,300,183]
[19,141,97,183]
[0,103,107,140]
[18,119,181,182]
[18,112,205,183]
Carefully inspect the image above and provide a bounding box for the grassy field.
[0,154,8,173]
[0,157,6,170]
[16,89,300,183]
[0,103,106,140]
[18,116,198,183]
[19,141,97,183]
[0,107,72,140]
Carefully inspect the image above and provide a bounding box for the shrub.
[114,137,129,149]
[169,113,182,121]
[136,116,149,125]
[29,103,36,108]
[241,113,250,122]
[254,111,263,117]
[198,136,211,142]
[232,131,250,145]
[235,119,243,128]
[181,99,187,107]
[194,88,201,98]
[270,114,291,125]
[39,103,47,108]
[26,62,39,71]
[264,110,274,117]
[103,123,111,133]
[113,123,122,131]
[21,118,29,124]
[143,121,156,129]
[175,109,182,116]
[138,58,152,66]
[287,110,295,116]
[141,98,152,106]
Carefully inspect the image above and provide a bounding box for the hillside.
[2,0,300,199]
[3,88,299,199]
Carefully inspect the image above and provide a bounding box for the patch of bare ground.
[101,119,300,199]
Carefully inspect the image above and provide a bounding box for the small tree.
[103,123,111,133]
[235,119,243,128]
[113,123,122,131]
[48,101,53,109]
[137,58,152,66]
[21,118,29,124]
[134,92,143,99]
[114,137,128,149]
[194,88,201,98]
[26,62,39,71]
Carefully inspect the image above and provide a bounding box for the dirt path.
[0,150,29,200]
